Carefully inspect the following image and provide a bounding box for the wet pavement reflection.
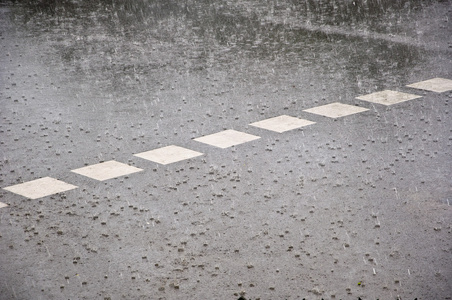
[8,0,446,96]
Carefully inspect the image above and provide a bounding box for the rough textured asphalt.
[0,0,451,299]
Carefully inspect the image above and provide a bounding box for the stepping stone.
[3,177,78,200]
[406,78,452,93]
[134,145,203,165]
[194,129,260,149]
[71,160,142,181]
[0,202,9,208]
[249,115,315,133]
[356,90,421,106]
[303,102,369,118]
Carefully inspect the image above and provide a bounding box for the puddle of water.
[4,0,446,103]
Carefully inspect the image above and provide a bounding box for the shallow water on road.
[7,0,447,97]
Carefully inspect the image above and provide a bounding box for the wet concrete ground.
[0,0,451,299]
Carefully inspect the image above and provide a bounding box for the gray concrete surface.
[0,0,451,299]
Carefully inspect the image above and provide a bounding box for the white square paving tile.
[406,78,452,93]
[0,202,9,208]
[134,145,203,165]
[303,102,369,118]
[3,177,78,200]
[249,115,316,133]
[193,129,260,149]
[71,160,143,181]
[356,90,422,105]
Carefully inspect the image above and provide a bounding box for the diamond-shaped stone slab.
[0,202,9,208]
[406,78,452,93]
[134,145,203,165]
[3,177,78,200]
[249,115,316,133]
[303,102,369,118]
[193,129,260,149]
[356,90,422,106]
[71,160,143,181]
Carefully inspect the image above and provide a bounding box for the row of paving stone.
[1,77,451,206]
